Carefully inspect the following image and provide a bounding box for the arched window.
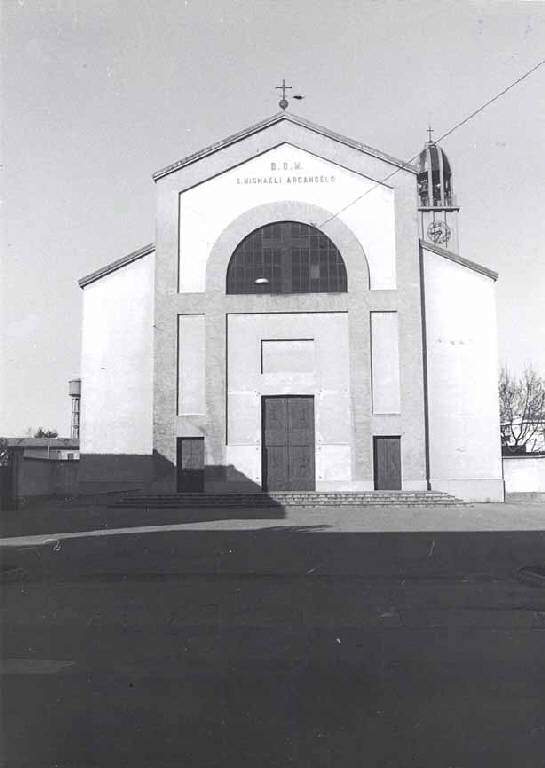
[226,221,347,294]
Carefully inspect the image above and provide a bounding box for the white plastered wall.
[371,312,401,414]
[423,250,504,501]
[227,312,353,490]
[178,315,205,415]
[80,253,154,455]
[179,144,395,291]
[503,456,545,494]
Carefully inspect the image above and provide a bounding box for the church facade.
[78,112,504,501]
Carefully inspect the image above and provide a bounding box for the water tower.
[68,379,81,440]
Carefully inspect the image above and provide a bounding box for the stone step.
[119,491,455,498]
[111,491,466,508]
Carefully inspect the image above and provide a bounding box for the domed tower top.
[417,139,453,208]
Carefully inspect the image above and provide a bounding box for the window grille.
[226,221,347,294]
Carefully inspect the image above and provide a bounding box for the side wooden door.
[176,437,204,492]
[373,436,401,490]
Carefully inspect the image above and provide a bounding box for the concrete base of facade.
[316,480,426,491]
[430,477,505,503]
[317,481,372,492]
[79,454,153,494]
[505,492,545,503]
[196,478,430,494]
[205,480,376,494]
[206,480,263,494]
[80,454,502,501]
[151,476,177,493]
[400,480,429,492]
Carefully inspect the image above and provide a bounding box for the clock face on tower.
[427,220,451,246]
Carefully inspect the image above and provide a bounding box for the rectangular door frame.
[176,436,205,492]
[373,435,402,491]
[261,395,316,492]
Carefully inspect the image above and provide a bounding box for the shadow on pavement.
[3,526,545,767]
[3,525,545,582]
[0,493,286,539]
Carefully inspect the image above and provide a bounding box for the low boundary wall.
[11,451,79,505]
[503,455,545,496]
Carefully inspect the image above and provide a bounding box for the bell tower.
[417,132,460,252]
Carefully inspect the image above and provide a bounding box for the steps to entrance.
[111,491,466,509]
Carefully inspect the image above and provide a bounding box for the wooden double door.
[262,396,315,492]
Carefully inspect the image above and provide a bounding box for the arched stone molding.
[205,201,370,295]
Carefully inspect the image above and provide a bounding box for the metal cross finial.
[276,78,292,110]
[427,125,435,144]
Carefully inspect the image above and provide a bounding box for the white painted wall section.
[503,456,545,494]
[80,253,154,455]
[261,339,315,374]
[179,144,396,291]
[178,315,205,414]
[423,249,503,501]
[371,312,401,414]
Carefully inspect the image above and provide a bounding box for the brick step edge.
[118,492,459,500]
[111,493,467,508]
[111,502,466,509]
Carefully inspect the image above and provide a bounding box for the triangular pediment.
[153,112,417,182]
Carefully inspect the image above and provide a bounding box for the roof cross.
[427,125,435,144]
[276,78,292,110]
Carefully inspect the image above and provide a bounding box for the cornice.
[152,112,418,182]
[79,243,155,289]
[420,240,498,281]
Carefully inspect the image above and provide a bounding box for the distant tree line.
[33,428,59,439]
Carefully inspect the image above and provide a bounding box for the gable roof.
[152,112,418,182]
[79,243,155,289]
[421,240,498,281]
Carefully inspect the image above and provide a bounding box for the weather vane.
[276,78,305,110]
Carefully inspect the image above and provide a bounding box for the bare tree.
[499,366,545,453]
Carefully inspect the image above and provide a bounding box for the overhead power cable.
[318,57,545,228]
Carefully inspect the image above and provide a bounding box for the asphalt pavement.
[2,495,545,544]
[2,503,545,767]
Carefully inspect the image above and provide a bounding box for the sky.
[2,0,545,437]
